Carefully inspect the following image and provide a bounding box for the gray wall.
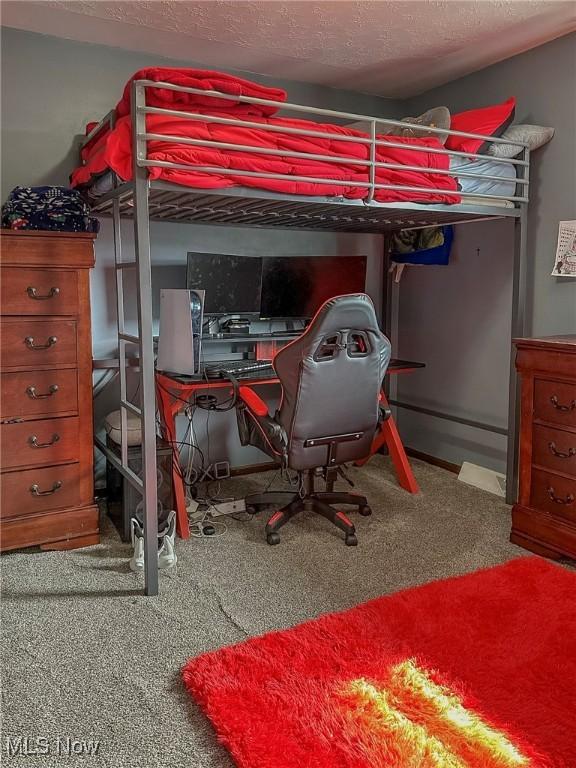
[392,220,515,471]
[1,27,396,472]
[395,33,576,472]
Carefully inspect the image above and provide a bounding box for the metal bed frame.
[83,80,530,595]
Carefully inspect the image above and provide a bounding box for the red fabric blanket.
[71,69,460,205]
[115,67,287,119]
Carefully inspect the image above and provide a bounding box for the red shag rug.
[183,557,576,768]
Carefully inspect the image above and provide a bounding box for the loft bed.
[78,72,530,595]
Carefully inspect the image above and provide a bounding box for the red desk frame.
[156,363,420,539]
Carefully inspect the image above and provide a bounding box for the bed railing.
[81,80,530,207]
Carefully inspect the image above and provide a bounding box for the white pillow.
[104,409,142,446]
[487,124,555,158]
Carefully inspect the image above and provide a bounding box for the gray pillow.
[347,107,450,145]
[487,124,555,158]
[386,107,451,145]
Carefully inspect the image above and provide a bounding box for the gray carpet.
[1,456,527,768]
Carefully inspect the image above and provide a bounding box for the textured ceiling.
[2,1,575,97]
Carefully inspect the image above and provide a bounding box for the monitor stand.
[220,317,251,335]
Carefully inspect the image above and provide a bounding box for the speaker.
[157,288,204,375]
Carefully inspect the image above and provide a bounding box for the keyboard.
[203,359,275,380]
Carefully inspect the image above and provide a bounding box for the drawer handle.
[548,442,576,459]
[27,286,60,300]
[25,335,57,350]
[26,384,59,399]
[550,395,576,412]
[29,434,60,449]
[547,486,575,506]
[30,480,62,497]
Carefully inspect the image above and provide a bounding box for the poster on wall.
[551,220,576,277]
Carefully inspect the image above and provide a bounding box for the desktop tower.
[106,436,174,542]
[157,288,205,375]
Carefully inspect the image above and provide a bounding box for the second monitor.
[259,255,367,319]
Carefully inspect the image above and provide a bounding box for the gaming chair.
[236,293,392,545]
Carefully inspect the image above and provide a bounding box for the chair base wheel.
[359,505,372,517]
[267,532,281,545]
[345,533,358,547]
[246,505,258,515]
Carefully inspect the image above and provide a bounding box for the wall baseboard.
[231,451,460,479]
[231,461,280,477]
[405,447,461,475]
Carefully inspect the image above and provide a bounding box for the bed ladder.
[94,189,160,596]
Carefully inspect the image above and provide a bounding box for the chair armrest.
[378,391,391,421]
[239,385,270,417]
[379,405,392,421]
[236,386,286,458]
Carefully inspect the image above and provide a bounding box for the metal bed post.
[381,233,394,404]
[506,171,529,504]
[132,81,159,596]
[381,233,393,339]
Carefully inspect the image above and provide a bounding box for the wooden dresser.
[0,230,98,551]
[511,335,576,560]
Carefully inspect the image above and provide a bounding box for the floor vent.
[458,461,506,498]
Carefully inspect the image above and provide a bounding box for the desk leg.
[156,385,190,539]
[356,393,420,494]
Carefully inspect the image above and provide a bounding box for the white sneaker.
[129,511,177,571]
[129,517,145,572]
[158,510,177,570]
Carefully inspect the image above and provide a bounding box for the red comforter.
[71,68,460,205]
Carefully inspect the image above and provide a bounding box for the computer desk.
[155,359,424,539]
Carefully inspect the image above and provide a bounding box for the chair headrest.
[304,293,380,338]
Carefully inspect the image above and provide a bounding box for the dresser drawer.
[1,369,78,420]
[1,268,78,316]
[0,504,98,552]
[1,416,80,471]
[1,463,81,520]
[1,318,77,369]
[530,468,576,523]
[534,379,576,428]
[0,231,95,268]
[532,424,576,478]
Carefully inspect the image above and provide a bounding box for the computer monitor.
[187,252,262,315]
[259,256,368,319]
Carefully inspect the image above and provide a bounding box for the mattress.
[84,172,117,200]
[459,195,515,209]
[450,155,517,201]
